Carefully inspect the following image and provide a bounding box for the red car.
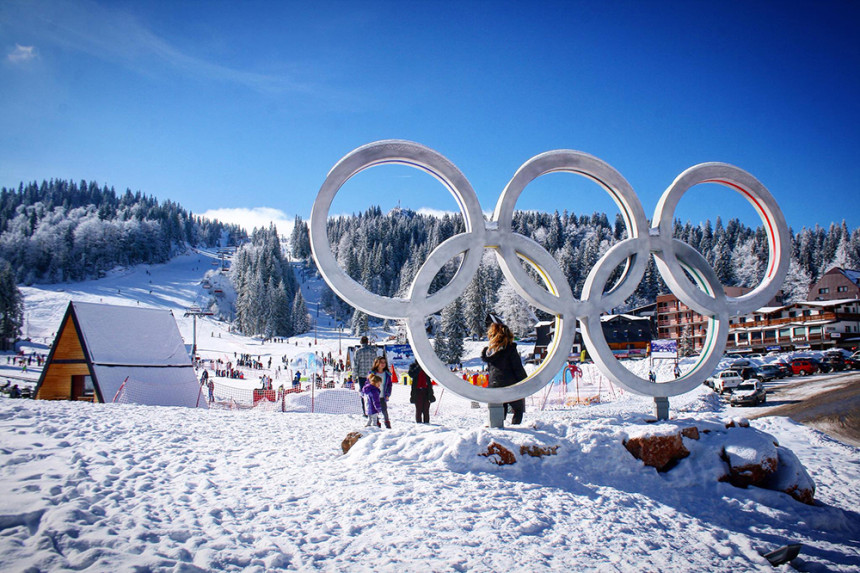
[790,358,819,376]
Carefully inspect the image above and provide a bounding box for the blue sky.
[2,0,858,234]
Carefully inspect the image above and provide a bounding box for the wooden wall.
[37,362,93,401]
[36,313,95,401]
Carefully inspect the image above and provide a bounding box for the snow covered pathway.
[1,387,859,572]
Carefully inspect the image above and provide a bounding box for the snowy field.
[1,251,859,571]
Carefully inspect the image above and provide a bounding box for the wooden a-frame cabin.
[35,301,206,408]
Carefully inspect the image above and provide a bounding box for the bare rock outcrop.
[342,431,363,454]
[624,431,691,472]
[479,442,517,465]
[520,444,559,458]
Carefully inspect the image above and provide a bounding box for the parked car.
[774,362,793,378]
[757,364,781,381]
[738,367,762,381]
[747,353,763,359]
[790,358,819,376]
[822,354,848,372]
[730,380,767,406]
[708,370,744,393]
[730,359,752,369]
[845,356,860,370]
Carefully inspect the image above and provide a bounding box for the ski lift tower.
[184,306,214,359]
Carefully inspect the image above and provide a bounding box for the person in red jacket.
[408,361,435,423]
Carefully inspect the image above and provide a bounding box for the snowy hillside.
[1,252,859,571]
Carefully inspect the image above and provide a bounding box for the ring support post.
[488,404,506,428]
[654,397,670,420]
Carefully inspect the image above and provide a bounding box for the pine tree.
[0,261,23,350]
[463,264,488,338]
[494,281,537,337]
[782,258,813,303]
[292,290,310,333]
[433,328,449,364]
[290,216,311,260]
[349,308,368,336]
[440,297,466,364]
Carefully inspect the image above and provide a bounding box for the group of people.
[352,314,528,428]
[1,381,26,398]
[200,370,215,402]
[235,353,266,370]
[197,315,530,428]
[7,353,45,368]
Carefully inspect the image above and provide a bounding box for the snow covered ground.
[1,251,859,571]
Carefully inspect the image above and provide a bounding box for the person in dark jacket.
[481,315,527,424]
[408,361,435,423]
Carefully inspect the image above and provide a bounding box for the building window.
[809,326,821,335]
[837,286,848,292]
[779,328,791,338]
[819,287,830,294]
[764,330,776,339]
[793,327,805,336]
[788,311,796,318]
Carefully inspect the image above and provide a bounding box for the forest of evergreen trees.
[230,225,308,339]
[0,179,246,284]
[295,206,860,365]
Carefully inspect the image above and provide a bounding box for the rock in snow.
[623,419,815,504]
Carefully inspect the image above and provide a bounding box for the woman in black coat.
[408,361,435,423]
[481,317,527,424]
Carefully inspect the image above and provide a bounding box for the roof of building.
[600,313,651,323]
[840,268,860,285]
[72,301,191,367]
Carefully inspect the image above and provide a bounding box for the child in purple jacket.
[362,374,383,427]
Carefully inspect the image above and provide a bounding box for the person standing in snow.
[362,374,383,427]
[481,314,527,425]
[370,356,394,428]
[408,360,435,424]
[353,336,377,416]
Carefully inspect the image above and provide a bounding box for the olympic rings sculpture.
[310,140,790,404]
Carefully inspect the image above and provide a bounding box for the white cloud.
[8,44,37,64]
[201,207,294,236]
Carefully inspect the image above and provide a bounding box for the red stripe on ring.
[703,179,777,279]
